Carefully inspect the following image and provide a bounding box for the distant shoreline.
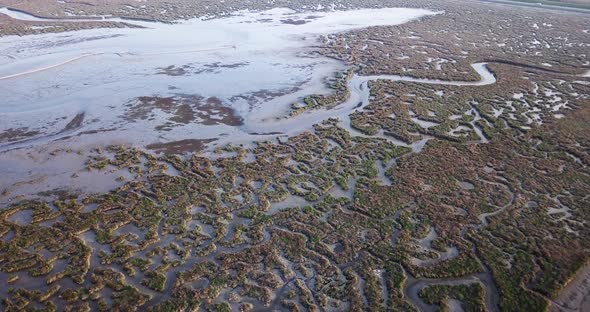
[0,6,165,24]
[479,0,590,14]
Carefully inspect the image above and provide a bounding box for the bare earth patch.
[145,138,217,154]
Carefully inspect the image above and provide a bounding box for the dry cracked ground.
[0,0,589,311]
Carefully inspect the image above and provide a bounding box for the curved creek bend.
[1,7,506,311]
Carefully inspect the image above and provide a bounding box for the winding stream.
[477,179,516,226]
[250,62,496,136]
[404,272,499,312]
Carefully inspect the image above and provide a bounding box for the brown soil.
[0,127,40,143]
[123,94,243,130]
[61,112,85,132]
[145,138,217,154]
